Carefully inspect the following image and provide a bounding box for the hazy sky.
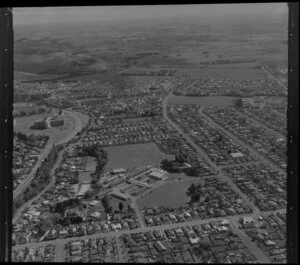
[14,4,288,26]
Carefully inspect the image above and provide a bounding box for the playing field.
[104,143,175,170]
[136,179,203,209]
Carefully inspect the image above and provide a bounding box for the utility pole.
[0,7,13,262]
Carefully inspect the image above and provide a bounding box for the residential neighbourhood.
[11,4,290,264]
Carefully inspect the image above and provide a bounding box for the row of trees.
[101,195,125,214]
[15,132,49,147]
[186,183,203,204]
[161,156,201,177]
[78,144,108,184]
[53,198,80,215]
[14,92,51,103]
[15,144,63,208]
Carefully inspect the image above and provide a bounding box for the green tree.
[186,183,196,196]
[14,196,24,209]
[39,218,54,234]
[234,98,243,108]
[118,202,124,212]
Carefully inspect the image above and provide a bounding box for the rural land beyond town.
[12,4,288,264]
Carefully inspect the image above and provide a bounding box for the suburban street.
[13,137,54,199]
[262,66,287,91]
[13,111,85,222]
[162,92,220,175]
[13,111,83,200]
[199,107,284,173]
[12,208,286,262]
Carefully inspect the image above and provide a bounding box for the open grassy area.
[72,111,90,128]
[104,143,174,170]
[136,179,203,209]
[14,111,80,145]
[108,195,131,212]
[51,113,77,144]
[13,102,44,113]
[167,95,236,107]
[14,113,49,132]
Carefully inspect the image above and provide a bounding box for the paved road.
[200,108,283,173]
[162,92,219,175]
[262,67,288,91]
[54,110,83,145]
[13,111,84,222]
[12,208,286,262]
[230,218,271,263]
[236,109,286,139]
[163,94,266,215]
[13,138,54,199]
[13,111,83,200]
[13,145,67,223]
[13,94,287,262]
[160,93,287,262]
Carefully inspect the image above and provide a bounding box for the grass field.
[14,113,49,132]
[52,112,78,144]
[104,143,174,170]
[14,111,79,145]
[72,111,90,128]
[136,179,203,209]
[108,195,131,212]
[167,95,236,107]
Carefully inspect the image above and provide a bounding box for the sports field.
[104,143,174,170]
[136,179,203,209]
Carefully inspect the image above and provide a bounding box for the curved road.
[13,111,83,203]
[13,113,87,223]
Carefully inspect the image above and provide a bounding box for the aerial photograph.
[11,4,288,263]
